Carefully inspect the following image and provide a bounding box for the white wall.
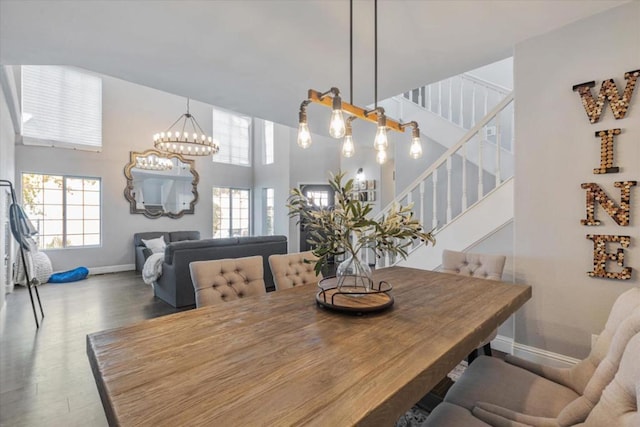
[287,128,342,253]
[514,2,640,358]
[252,119,291,237]
[8,67,342,273]
[467,57,514,90]
[467,221,515,340]
[0,71,17,312]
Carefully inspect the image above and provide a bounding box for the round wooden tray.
[316,277,394,314]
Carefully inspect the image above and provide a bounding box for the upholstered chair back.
[269,251,322,290]
[582,330,640,426]
[471,308,640,426]
[442,249,506,281]
[504,287,640,396]
[560,308,640,425]
[189,256,266,308]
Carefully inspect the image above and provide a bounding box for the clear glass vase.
[336,252,373,293]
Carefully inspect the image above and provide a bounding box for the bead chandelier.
[153,99,219,156]
[297,0,423,164]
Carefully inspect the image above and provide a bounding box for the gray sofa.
[154,235,288,308]
[133,231,201,273]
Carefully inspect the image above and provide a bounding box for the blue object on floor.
[48,267,89,283]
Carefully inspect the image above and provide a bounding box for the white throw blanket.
[142,252,165,285]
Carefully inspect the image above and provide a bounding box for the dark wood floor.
[0,272,184,427]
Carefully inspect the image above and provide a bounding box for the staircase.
[364,74,515,269]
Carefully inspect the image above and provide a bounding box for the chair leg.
[26,283,40,328]
[20,248,44,328]
[483,342,492,357]
[34,284,45,318]
[467,348,479,364]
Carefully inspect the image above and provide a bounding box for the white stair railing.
[366,92,515,268]
[404,74,510,131]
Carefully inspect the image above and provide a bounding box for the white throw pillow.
[141,236,166,254]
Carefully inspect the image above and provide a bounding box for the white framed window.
[21,66,102,151]
[263,188,275,235]
[212,187,250,238]
[306,190,330,208]
[263,120,274,165]
[21,173,101,248]
[212,108,251,166]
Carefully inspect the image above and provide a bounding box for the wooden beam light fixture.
[296,0,424,164]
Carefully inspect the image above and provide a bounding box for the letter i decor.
[574,69,639,280]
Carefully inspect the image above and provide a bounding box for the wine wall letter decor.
[574,69,638,280]
[572,70,639,124]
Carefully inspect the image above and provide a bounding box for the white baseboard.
[492,334,580,368]
[88,264,135,275]
[512,342,581,368]
[491,334,514,354]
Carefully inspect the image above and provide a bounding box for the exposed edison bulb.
[374,126,388,151]
[297,122,312,148]
[342,135,355,158]
[410,136,423,159]
[376,148,387,164]
[329,110,346,138]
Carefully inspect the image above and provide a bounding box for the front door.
[298,184,334,253]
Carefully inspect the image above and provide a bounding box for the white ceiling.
[0,0,629,128]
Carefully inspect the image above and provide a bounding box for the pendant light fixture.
[297,0,424,163]
[153,98,219,157]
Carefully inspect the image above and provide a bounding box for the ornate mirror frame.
[124,149,200,219]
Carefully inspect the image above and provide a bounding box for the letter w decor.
[572,69,639,124]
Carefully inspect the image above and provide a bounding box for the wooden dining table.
[87,266,531,427]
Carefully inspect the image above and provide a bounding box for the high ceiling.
[0,0,628,128]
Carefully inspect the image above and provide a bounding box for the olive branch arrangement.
[287,172,435,276]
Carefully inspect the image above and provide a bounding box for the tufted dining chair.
[423,299,640,426]
[423,330,640,426]
[189,256,266,308]
[269,251,322,290]
[441,249,507,361]
[437,287,640,422]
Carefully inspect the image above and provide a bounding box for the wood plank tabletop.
[87,266,531,427]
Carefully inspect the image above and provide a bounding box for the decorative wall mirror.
[124,149,199,219]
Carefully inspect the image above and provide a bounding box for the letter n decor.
[586,234,632,280]
[572,70,639,124]
[581,181,637,226]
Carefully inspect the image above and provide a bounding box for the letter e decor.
[586,234,632,280]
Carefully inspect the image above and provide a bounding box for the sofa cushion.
[238,235,287,245]
[134,232,170,247]
[169,231,200,242]
[142,236,167,254]
[164,238,239,264]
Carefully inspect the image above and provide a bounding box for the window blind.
[21,66,102,151]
